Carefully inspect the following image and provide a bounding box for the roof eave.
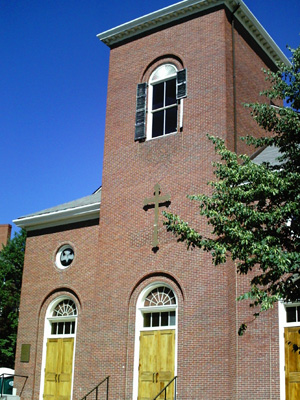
[97,0,290,66]
[97,0,225,46]
[13,202,101,231]
[235,1,290,66]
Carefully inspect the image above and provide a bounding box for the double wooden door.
[138,329,175,400]
[43,338,74,400]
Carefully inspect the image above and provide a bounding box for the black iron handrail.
[0,373,28,398]
[79,376,109,400]
[152,376,177,400]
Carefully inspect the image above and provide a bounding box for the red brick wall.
[0,224,11,248]
[14,221,100,400]
[98,8,229,400]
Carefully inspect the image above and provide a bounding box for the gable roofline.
[251,145,281,166]
[97,0,290,67]
[13,188,101,231]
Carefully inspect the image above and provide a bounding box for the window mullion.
[163,81,166,136]
[152,104,175,113]
[163,81,166,108]
[165,104,177,110]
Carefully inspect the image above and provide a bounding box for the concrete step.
[0,396,20,400]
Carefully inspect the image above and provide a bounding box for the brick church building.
[13,0,295,399]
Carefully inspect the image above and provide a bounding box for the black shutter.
[176,68,187,100]
[135,83,147,141]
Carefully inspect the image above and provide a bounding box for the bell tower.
[95,1,288,399]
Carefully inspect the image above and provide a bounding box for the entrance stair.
[78,375,177,400]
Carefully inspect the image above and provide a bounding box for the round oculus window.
[56,245,74,269]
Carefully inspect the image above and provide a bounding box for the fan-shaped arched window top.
[52,299,77,317]
[150,64,177,83]
[144,286,176,307]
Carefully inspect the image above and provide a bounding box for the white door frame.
[278,300,300,400]
[132,282,178,400]
[39,296,78,400]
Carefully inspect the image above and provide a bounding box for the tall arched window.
[148,64,178,139]
[134,64,187,141]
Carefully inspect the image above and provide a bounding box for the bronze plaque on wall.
[20,344,30,362]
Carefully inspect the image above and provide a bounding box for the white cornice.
[13,202,100,231]
[97,0,290,66]
[233,1,289,66]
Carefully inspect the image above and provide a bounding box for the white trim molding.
[133,282,178,400]
[39,296,78,400]
[97,0,290,67]
[13,201,100,231]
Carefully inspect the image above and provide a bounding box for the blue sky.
[1,0,299,235]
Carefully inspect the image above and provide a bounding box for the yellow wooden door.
[44,339,60,400]
[138,331,157,400]
[285,327,300,400]
[138,330,175,400]
[44,338,74,400]
[57,338,74,400]
[157,330,175,400]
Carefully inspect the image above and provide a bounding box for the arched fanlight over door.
[144,286,176,306]
[49,298,77,335]
[141,285,177,329]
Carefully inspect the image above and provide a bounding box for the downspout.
[231,3,240,153]
[231,6,240,399]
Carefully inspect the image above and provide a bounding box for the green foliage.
[0,229,26,367]
[164,46,300,333]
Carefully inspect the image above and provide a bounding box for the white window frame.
[147,64,180,141]
[140,306,176,329]
[132,282,178,400]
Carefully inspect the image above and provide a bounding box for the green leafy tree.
[0,229,26,367]
[164,46,300,334]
